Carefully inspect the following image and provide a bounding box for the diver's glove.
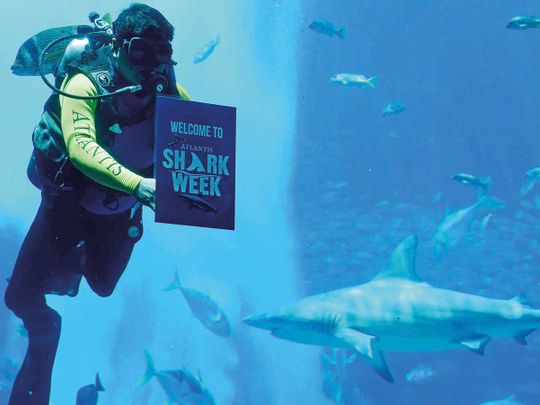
[135,177,156,211]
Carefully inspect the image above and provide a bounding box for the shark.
[243,235,540,382]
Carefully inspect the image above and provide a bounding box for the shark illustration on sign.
[243,235,539,382]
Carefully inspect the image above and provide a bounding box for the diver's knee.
[89,283,116,298]
[4,282,23,315]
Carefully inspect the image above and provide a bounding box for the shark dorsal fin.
[374,235,420,281]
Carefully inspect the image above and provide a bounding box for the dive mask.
[122,36,172,67]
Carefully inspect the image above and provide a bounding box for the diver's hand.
[135,178,156,211]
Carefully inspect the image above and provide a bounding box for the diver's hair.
[113,3,174,45]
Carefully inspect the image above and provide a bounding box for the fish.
[164,271,231,337]
[519,167,540,196]
[308,19,346,39]
[382,102,405,117]
[76,373,105,405]
[480,395,524,405]
[12,24,93,76]
[141,350,215,405]
[244,235,540,382]
[320,348,356,403]
[506,16,540,30]
[178,194,218,213]
[433,195,505,254]
[140,350,215,405]
[193,35,220,64]
[452,173,491,194]
[330,73,376,88]
[405,365,436,383]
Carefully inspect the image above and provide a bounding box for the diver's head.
[111,3,174,89]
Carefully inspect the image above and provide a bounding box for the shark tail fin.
[337,27,346,39]
[514,329,536,345]
[140,350,156,386]
[367,76,377,88]
[95,372,105,392]
[163,269,182,292]
[519,181,535,197]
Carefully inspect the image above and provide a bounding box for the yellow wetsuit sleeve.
[59,74,144,195]
[176,83,192,100]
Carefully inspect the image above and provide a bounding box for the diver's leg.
[6,300,61,405]
[4,197,82,405]
[83,206,143,297]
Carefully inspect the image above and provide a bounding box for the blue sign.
[155,96,236,230]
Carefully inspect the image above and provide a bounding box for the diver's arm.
[59,74,143,195]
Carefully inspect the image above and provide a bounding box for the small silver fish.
[308,19,346,39]
[193,35,220,64]
[519,167,540,196]
[330,73,376,88]
[452,173,491,194]
[76,373,105,405]
[383,102,405,117]
[433,195,505,254]
[405,365,436,383]
[506,16,540,30]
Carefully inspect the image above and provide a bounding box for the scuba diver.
[4,3,191,404]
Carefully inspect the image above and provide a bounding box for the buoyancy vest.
[30,45,180,214]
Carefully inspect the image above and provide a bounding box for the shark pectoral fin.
[334,328,374,357]
[334,328,394,383]
[367,351,394,383]
[455,335,491,355]
[514,329,536,345]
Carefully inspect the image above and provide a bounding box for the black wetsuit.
[4,188,142,404]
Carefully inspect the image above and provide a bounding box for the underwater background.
[1,0,540,404]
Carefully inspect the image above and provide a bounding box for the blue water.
[0,1,540,404]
